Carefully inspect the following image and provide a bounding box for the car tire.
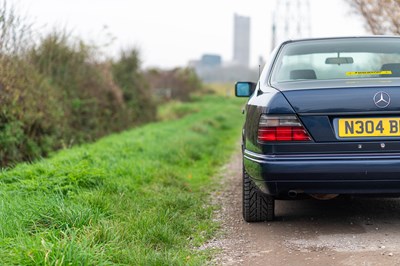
[243,169,275,222]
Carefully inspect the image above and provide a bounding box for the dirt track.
[205,151,400,265]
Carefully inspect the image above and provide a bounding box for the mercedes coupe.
[236,36,400,222]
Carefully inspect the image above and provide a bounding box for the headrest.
[290,69,317,80]
[381,63,400,77]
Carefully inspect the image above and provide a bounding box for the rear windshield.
[270,38,400,83]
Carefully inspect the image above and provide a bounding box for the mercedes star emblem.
[373,91,391,108]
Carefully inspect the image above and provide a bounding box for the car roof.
[281,36,400,45]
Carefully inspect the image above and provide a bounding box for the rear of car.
[237,37,400,222]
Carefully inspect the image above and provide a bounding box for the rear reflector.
[258,115,311,142]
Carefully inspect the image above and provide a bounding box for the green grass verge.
[205,83,235,97]
[0,95,245,265]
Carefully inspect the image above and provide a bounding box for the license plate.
[338,118,400,138]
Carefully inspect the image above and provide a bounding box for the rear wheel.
[242,169,275,222]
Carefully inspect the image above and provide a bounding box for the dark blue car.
[236,36,400,222]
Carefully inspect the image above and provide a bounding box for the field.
[0,95,245,265]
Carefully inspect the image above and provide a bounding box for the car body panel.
[280,85,400,114]
[244,151,400,195]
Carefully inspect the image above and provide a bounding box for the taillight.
[257,115,311,142]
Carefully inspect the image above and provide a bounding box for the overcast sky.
[16,0,367,68]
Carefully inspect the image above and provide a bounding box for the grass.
[157,100,200,121]
[205,83,235,97]
[0,95,245,265]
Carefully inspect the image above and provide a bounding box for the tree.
[347,0,400,34]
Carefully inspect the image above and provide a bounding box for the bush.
[145,67,203,102]
[112,49,156,124]
[0,2,157,167]
[29,32,130,142]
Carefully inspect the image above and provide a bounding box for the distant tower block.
[271,0,311,50]
[233,13,251,67]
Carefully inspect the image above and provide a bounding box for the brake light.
[257,115,311,142]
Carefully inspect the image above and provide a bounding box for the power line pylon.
[271,0,311,50]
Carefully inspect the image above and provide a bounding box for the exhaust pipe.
[288,190,298,198]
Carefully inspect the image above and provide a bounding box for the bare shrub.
[145,67,203,102]
[347,0,400,34]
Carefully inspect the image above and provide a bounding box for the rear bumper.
[244,149,400,196]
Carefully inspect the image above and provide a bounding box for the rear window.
[270,38,400,83]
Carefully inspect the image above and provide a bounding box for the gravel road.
[205,151,400,265]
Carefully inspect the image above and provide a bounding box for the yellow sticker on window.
[346,71,393,76]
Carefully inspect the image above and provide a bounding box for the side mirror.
[235,82,256,97]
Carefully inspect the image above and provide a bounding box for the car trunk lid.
[274,79,400,114]
[271,79,400,146]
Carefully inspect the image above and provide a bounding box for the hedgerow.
[0,2,156,166]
